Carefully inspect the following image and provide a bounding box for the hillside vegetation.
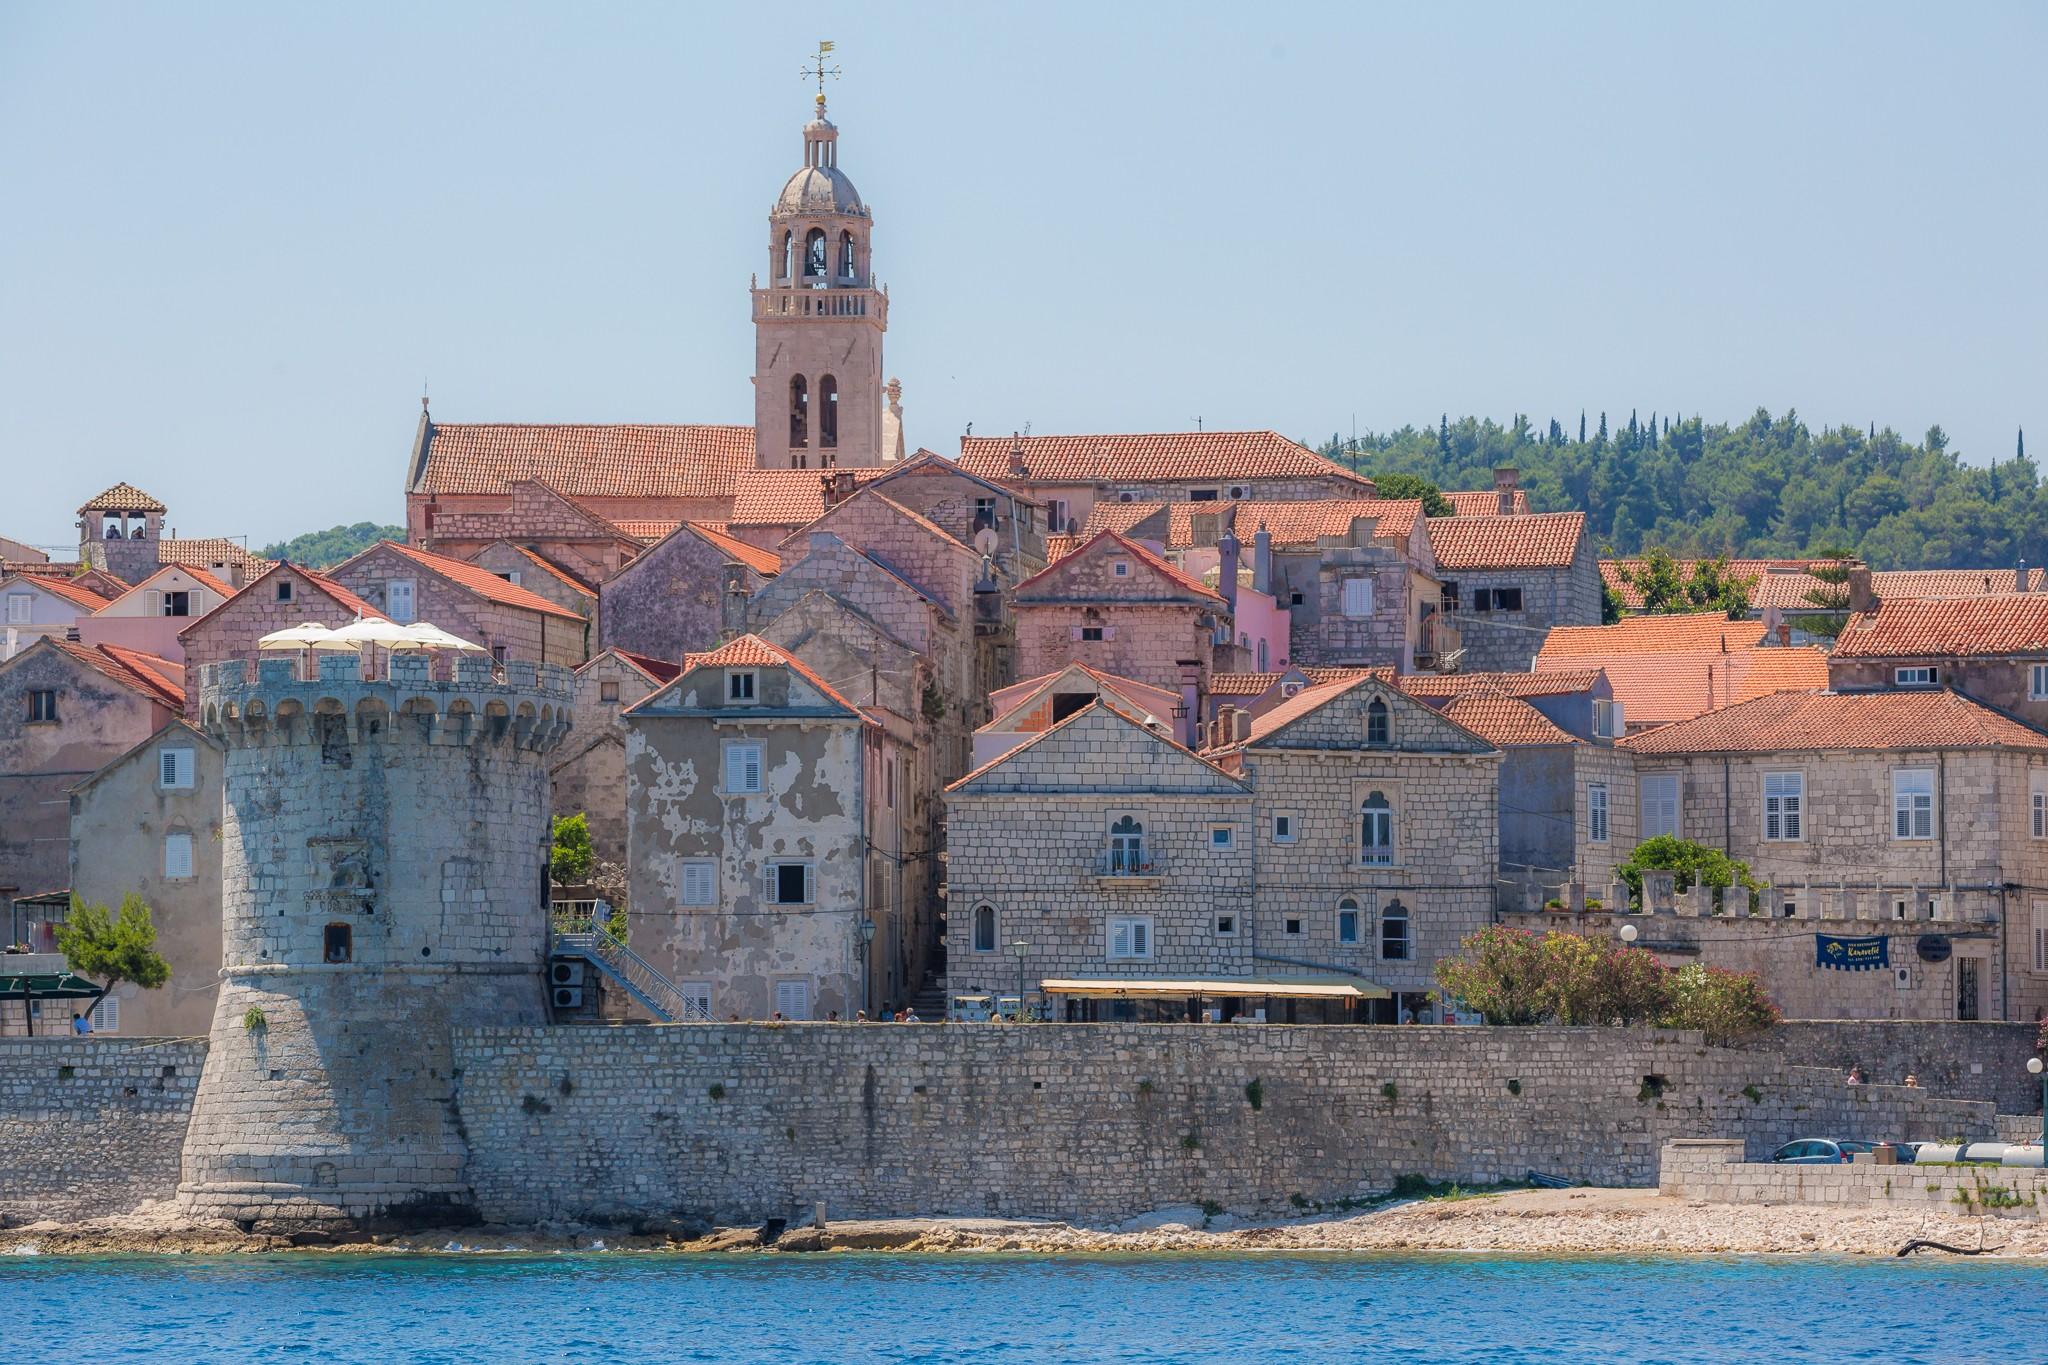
[259,522,404,568]
[1318,409,2036,570]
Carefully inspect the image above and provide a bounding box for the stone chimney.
[720,564,752,639]
[1251,523,1273,596]
[1231,709,1252,743]
[1217,528,1241,618]
[1494,467,1519,516]
[1008,432,1027,478]
[2018,557,2030,594]
[1847,562,1874,614]
[820,469,857,510]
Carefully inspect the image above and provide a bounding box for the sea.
[8,1251,2037,1363]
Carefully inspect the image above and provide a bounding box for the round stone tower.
[177,651,572,1230]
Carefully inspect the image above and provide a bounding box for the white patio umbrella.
[389,621,487,652]
[257,622,358,651]
[323,617,418,648]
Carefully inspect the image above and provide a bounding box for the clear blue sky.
[2,2,2042,551]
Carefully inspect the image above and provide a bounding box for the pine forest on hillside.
[259,522,405,569]
[1321,409,2037,571]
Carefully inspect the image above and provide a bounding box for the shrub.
[1662,963,1781,1043]
[242,1007,267,1032]
[1434,925,1777,1036]
[549,813,595,886]
[1434,926,1551,1025]
[1617,836,1759,912]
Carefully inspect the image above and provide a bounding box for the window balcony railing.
[1096,849,1161,880]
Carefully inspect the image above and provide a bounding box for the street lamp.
[2029,1056,2045,1159]
[1619,923,1639,944]
[1008,939,1030,1021]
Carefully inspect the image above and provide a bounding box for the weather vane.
[802,40,840,114]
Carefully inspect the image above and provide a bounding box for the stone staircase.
[548,921,710,1022]
[907,972,948,1020]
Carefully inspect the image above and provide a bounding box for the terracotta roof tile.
[95,563,237,613]
[1,573,112,611]
[1601,558,1844,612]
[1535,648,1822,729]
[1011,530,1224,605]
[1209,667,1378,698]
[728,468,889,526]
[669,634,868,719]
[1044,533,1079,562]
[507,545,598,597]
[1729,646,1830,701]
[1426,511,1585,570]
[1396,668,1607,699]
[947,697,1244,793]
[615,520,683,542]
[957,431,1375,489]
[1231,670,1398,745]
[1620,689,2048,755]
[1443,489,1532,516]
[1538,613,1766,658]
[78,482,166,513]
[299,568,384,622]
[1078,501,1168,538]
[156,538,263,570]
[355,541,586,621]
[579,648,684,685]
[415,422,757,500]
[1873,568,2048,598]
[53,641,184,707]
[680,522,781,577]
[985,663,1181,729]
[1163,499,1422,550]
[1832,593,2048,658]
[1436,691,1577,746]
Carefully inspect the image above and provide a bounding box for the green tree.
[56,895,171,1008]
[1797,547,1857,642]
[1616,549,1755,618]
[550,812,595,885]
[259,522,407,568]
[1433,925,1552,1025]
[1662,963,1782,1043]
[1367,471,1454,517]
[1618,835,1759,912]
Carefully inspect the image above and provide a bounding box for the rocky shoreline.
[7,1189,2047,1259]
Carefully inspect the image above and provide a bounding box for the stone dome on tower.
[773,101,868,219]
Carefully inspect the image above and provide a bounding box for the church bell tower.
[752,47,889,470]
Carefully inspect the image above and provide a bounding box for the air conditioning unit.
[552,986,585,1010]
[550,961,586,987]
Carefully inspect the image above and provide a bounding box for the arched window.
[1338,897,1361,945]
[323,922,353,964]
[789,375,809,451]
[973,904,996,953]
[819,375,839,450]
[839,230,856,278]
[1108,815,1145,876]
[1366,698,1390,745]
[804,228,827,277]
[781,230,793,280]
[1380,899,1411,960]
[1360,792,1394,866]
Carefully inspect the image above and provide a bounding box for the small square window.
[163,832,194,880]
[599,681,620,703]
[1209,826,1234,850]
[1493,587,1524,612]
[771,862,812,905]
[1272,814,1295,843]
[1111,560,1130,577]
[158,748,194,790]
[1289,590,1304,607]
[724,742,764,794]
[728,670,758,703]
[1284,917,1304,936]
[1214,914,1237,937]
[276,580,294,603]
[2030,664,2048,701]
[681,860,716,906]
[1080,626,1104,642]
[27,689,57,722]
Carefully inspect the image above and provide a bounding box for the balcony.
[752,286,888,324]
[1095,849,1163,886]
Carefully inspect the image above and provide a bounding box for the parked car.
[1771,1139,1877,1164]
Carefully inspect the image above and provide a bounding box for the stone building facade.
[549,650,680,875]
[598,523,777,663]
[176,653,572,1230]
[65,719,225,1037]
[413,477,648,584]
[329,540,587,667]
[1,573,113,660]
[175,562,383,716]
[467,541,598,624]
[1427,512,1598,670]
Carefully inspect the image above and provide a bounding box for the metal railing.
[550,918,711,1023]
[1096,848,1160,878]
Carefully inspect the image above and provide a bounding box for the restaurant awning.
[0,972,104,1000]
[1039,976,1390,1001]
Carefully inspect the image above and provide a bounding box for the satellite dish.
[973,527,999,555]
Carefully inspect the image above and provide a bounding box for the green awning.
[0,972,104,1000]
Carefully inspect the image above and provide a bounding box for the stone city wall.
[1743,1021,2044,1113]
[1660,1137,2048,1216]
[451,1024,1994,1227]
[0,1038,207,1223]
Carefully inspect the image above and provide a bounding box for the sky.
[2,1,2043,551]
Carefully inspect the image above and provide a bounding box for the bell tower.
[752,44,889,470]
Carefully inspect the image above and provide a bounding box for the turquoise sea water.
[10,1252,2038,1363]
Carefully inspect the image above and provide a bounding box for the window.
[1338,898,1360,944]
[1209,826,1234,850]
[1111,560,1130,577]
[1107,916,1154,960]
[839,230,856,277]
[677,981,713,1020]
[773,978,812,1021]
[1381,899,1412,960]
[1188,489,1219,502]
[1360,791,1394,865]
[1593,698,1624,738]
[1492,587,1524,612]
[1106,815,1146,875]
[28,689,57,722]
[1640,773,1679,839]
[1284,917,1304,936]
[1214,913,1237,937]
[2032,665,2048,700]
[1257,640,1268,670]
[323,923,352,964]
[6,593,31,624]
[1272,813,1295,844]
[972,497,997,530]
[386,578,416,624]
[766,862,814,905]
[1080,626,1104,642]
[1894,666,1937,687]
[493,570,522,587]
[599,681,620,703]
[1340,578,1374,617]
[728,670,758,703]
[724,742,764,794]
[1588,783,1609,843]
[163,832,194,880]
[1046,498,1070,533]
[885,757,896,809]
[819,375,839,450]
[276,580,293,603]
[490,645,508,665]
[803,228,826,277]
[159,748,195,790]
[680,860,716,907]
[2032,898,2047,973]
[1762,771,1804,841]
[972,904,997,952]
[1289,590,1304,607]
[1893,768,1934,839]
[2034,785,2047,840]
[1366,698,1390,745]
[89,994,119,1033]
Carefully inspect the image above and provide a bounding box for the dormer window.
[728,670,758,704]
[1366,698,1391,745]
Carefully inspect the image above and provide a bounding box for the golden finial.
[802,40,840,116]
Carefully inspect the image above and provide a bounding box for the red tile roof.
[155,538,265,572]
[957,431,1375,489]
[947,696,1245,793]
[53,640,185,707]
[1079,501,1168,538]
[579,648,684,685]
[680,522,782,577]
[1728,646,1830,701]
[2,573,112,611]
[78,482,166,513]
[1223,670,1400,746]
[1436,691,1577,747]
[414,422,758,500]
[615,520,683,542]
[1443,489,1532,516]
[1010,530,1225,605]
[728,468,890,526]
[352,541,586,621]
[1044,533,1080,562]
[1620,689,2048,755]
[1397,668,1606,699]
[985,663,1182,729]
[1208,667,1378,698]
[1832,593,2048,658]
[1601,558,1841,612]
[670,634,868,719]
[1163,499,1422,550]
[1874,568,2048,598]
[1426,511,1585,570]
[1538,613,1766,658]
[299,568,384,622]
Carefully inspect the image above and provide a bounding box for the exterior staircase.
[906,971,948,1020]
[548,919,710,1022]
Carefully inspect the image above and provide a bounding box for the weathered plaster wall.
[0,1038,207,1222]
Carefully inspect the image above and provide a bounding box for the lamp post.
[858,918,877,1017]
[2029,1056,2045,1158]
[1619,923,1639,945]
[1009,939,1030,1022]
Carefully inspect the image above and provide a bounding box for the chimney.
[820,469,856,510]
[1008,432,1027,478]
[1217,528,1241,619]
[1777,620,1791,647]
[2018,557,2030,594]
[1847,561,1874,614]
[1232,709,1252,743]
[720,563,752,639]
[1252,523,1273,595]
[1494,467,1519,516]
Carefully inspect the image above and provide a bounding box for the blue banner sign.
[1816,934,1889,971]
